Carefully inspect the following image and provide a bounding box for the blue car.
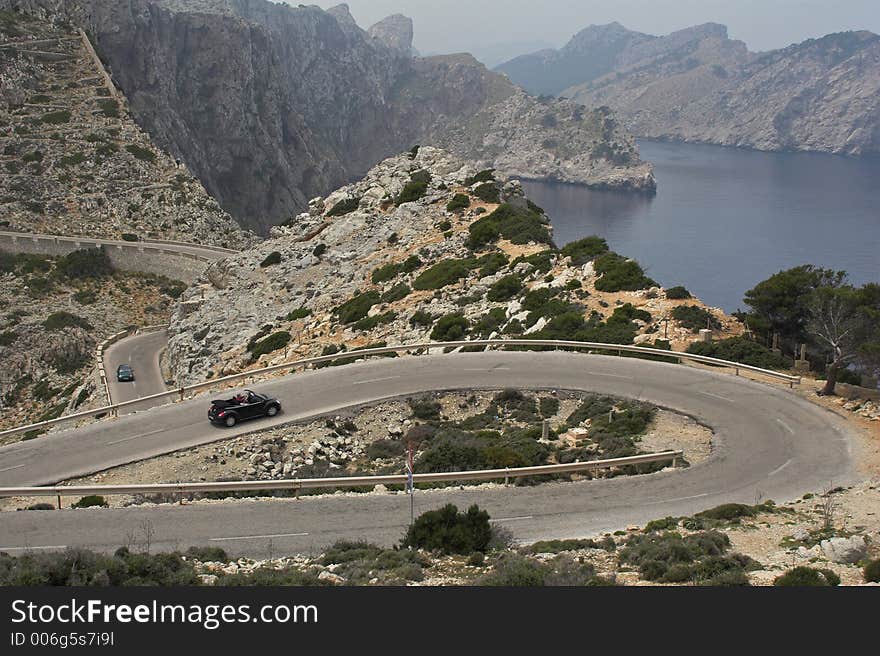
[116,364,135,382]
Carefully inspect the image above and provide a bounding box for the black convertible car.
[208,390,281,427]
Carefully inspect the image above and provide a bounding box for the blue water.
[522,140,880,312]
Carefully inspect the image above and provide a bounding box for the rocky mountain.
[0,9,255,245]
[166,147,739,386]
[496,22,659,97]
[0,1,654,234]
[498,23,880,156]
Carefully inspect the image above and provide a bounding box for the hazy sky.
[313,0,880,65]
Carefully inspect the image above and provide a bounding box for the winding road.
[0,351,856,557]
[103,330,170,412]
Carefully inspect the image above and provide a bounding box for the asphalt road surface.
[103,330,169,412]
[0,351,856,556]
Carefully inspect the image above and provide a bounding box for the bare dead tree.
[808,285,875,395]
[139,519,155,553]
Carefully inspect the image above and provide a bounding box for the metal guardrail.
[0,339,800,439]
[0,451,683,499]
[140,238,239,255]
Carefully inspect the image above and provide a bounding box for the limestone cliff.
[1,0,655,234]
[498,23,880,156]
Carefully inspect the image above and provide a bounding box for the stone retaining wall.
[0,232,216,283]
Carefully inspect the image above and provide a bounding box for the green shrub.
[366,439,406,460]
[353,311,397,331]
[486,275,523,302]
[472,307,507,338]
[593,252,657,292]
[312,243,326,257]
[40,110,71,125]
[248,331,291,360]
[406,169,429,185]
[217,566,324,586]
[446,193,470,212]
[125,144,156,162]
[120,233,139,242]
[0,330,17,346]
[55,247,113,279]
[72,495,107,509]
[395,180,428,205]
[820,569,841,586]
[334,291,381,324]
[185,546,229,562]
[694,504,757,522]
[401,504,493,554]
[97,98,119,118]
[477,252,509,277]
[32,379,58,402]
[561,236,609,265]
[472,183,500,203]
[260,251,282,267]
[685,337,790,370]
[94,142,118,162]
[372,256,420,284]
[327,197,360,217]
[286,307,311,321]
[413,260,470,290]
[26,503,55,511]
[480,553,548,586]
[774,566,838,586]
[539,396,559,417]
[410,310,434,327]
[672,305,721,333]
[464,169,496,186]
[43,311,92,331]
[409,399,442,420]
[467,552,485,566]
[645,517,680,532]
[864,559,880,583]
[609,303,651,324]
[666,285,692,299]
[618,530,742,583]
[468,204,551,249]
[430,313,469,341]
[0,548,201,586]
[416,425,547,473]
[381,284,411,304]
[525,537,616,554]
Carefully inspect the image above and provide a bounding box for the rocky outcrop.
[165,147,732,386]
[498,23,880,156]
[1,0,654,234]
[0,10,256,246]
[368,13,414,54]
[388,55,654,191]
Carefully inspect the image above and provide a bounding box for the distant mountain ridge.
[0,0,655,233]
[497,23,880,156]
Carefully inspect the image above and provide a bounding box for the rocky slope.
[0,1,654,234]
[0,9,255,246]
[498,23,880,156]
[165,147,738,386]
[0,248,185,436]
